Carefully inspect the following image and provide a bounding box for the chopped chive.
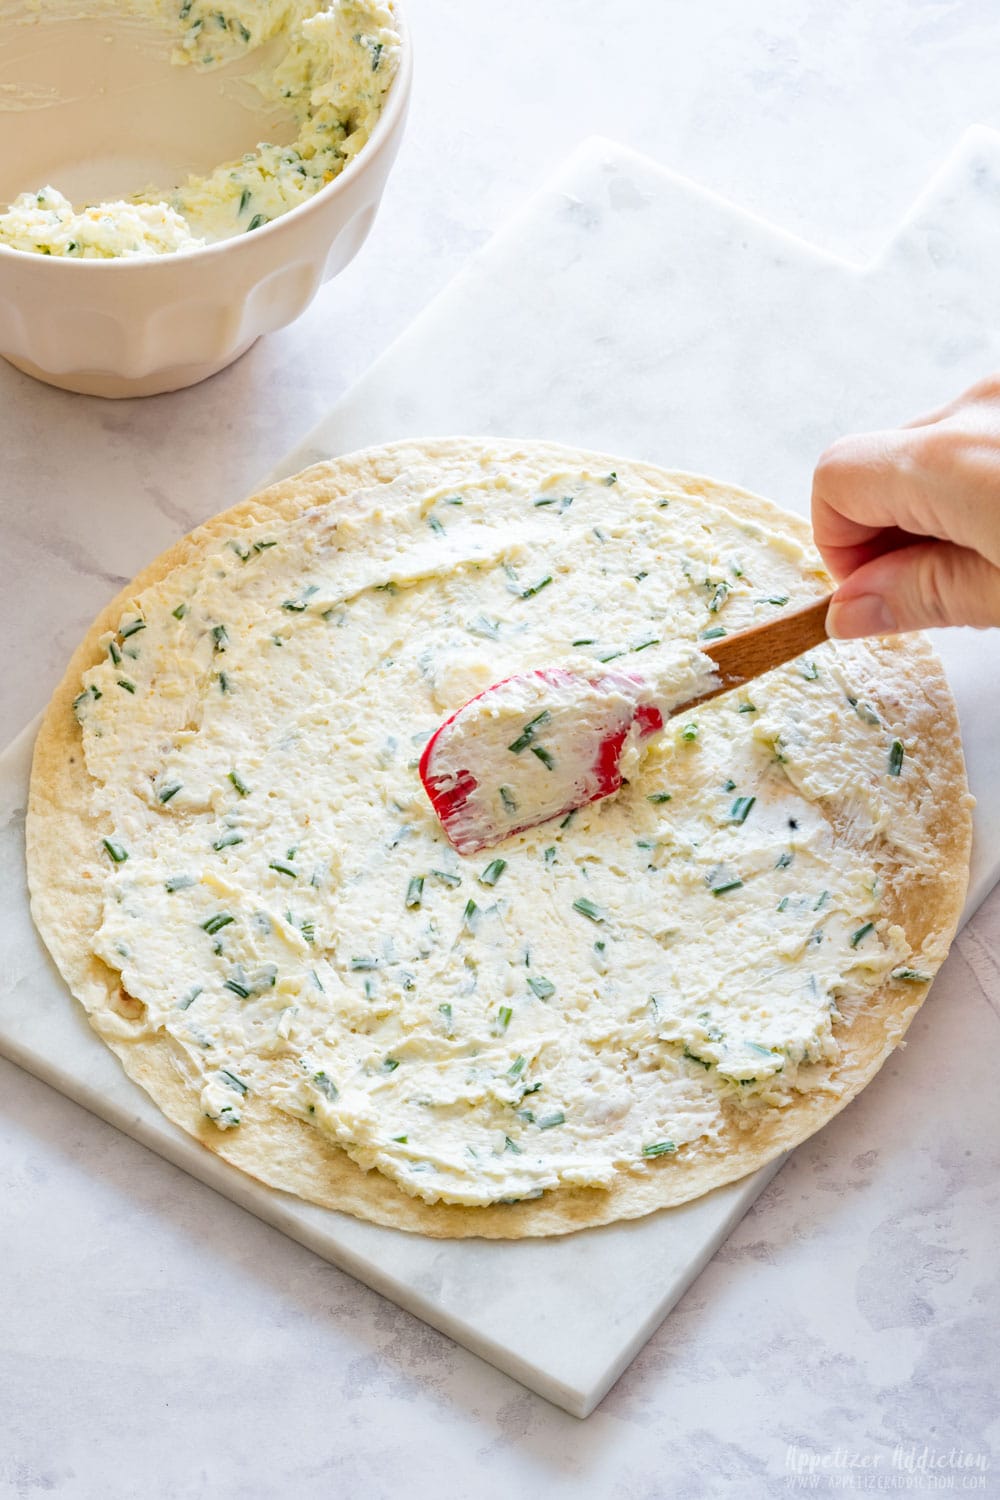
[519,576,553,599]
[632,636,660,652]
[238,187,251,213]
[119,618,146,639]
[253,539,276,553]
[647,791,672,804]
[117,678,136,694]
[438,1002,453,1029]
[729,796,756,824]
[711,878,744,896]
[700,626,727,640]
[176,985,202,1010]
[777,896,790,912]
[572,638,596,647]
[463,899,480,932]
[604,472,618,486]
[202,913,234,935]
[165,874,196,893]
[888,739,905,777]
[737,701,757,713]
[763,594,790,607]
[892,967,932,983]
[405,875,424,908]
[504,1135,522,1154]
[800,659,819,681]
[537,1111,565,1129]
[851,698,882,727]
[681,723,698,741]
[158,783,182,804]
[775,850,794,869]
[213,831,244,851]
[596,648,625,663]
[642,1141,677,1158]
[431,869,461,888]
[350,957,378,971]
[228,770,250,796]
[850,921,875,948]
[528,975,555,1000]
[814,890,829,911]
[572,897,604,923]
[282,585,319,613]
[224,978,250,998]
[246,213,268,232]
[108,640,122,665]
[531,744,555,770]
[560,809,577,830]
[499,786,518,815]
[543,846,557,866]
[382,1057,400,1073]
[508,711,550,754]
[508,1055,526,1079]
[722,779,736,792]
[268,861,297,878]
[102,838,128,863]
[172,602,188,620]
[219,1069,248,1095]
[313,1071,337,1100]
[479,859,507,887]
[709,583,729,613]
[211,624,228,652]
[391,1134,408,1144]
[495,1006,513,1033]
[218,672,231,693]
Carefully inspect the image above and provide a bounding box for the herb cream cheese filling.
[0,0,399,258]
[73,461,931,1207]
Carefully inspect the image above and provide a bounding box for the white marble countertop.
[2,2,999,1494]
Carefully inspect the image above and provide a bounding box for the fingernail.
[826,593,898,639]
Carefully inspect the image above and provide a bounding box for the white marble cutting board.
[4,129,1000,1420]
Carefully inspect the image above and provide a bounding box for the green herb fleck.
[463,899,480,932]
[700,625,727,641]
[519,576,553,599]
[891,967,933,983]
[711,878,744,896]
[382,1057,400,1073]
[269,860,298,878]
[479,859,507,887]
[102,838,128,864]
[219,1069,248,1095]
[350,957,378,971]
[647,791,672,804]
[431,869,461,888]
[108,640,122,665]
[213,831,244,851]
[499,786,518,815]
[495,1005,513,1033]
[850,921,875,948]
[729,796,756,824]
[405,875,424,908]
[172,602,188,620]
[202,913,234,935]
[119,618,146,639]
[158,783,182,804]
[508,711,551,754]
[246,213,268,232]
[531,744,555,771]
[228,770,249,797]
[888,738,905,777]
[537,1111,566,1129]
[681,723,699,742]
[238,187,251,214]
[572,897,604,923]
[211,623,228,652]
[313,1071,338,1100]
[165,875,196,893]
[642,1141,677,1158]
[117,678,136,694]
[528,975,555,1000]
[508,1055,526,1079]
[223,977,250,999]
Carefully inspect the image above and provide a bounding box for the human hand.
[811,376,1000,637]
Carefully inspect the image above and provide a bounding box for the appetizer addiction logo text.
[783,1444,990,1490]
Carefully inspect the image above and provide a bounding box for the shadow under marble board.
[4,131,1000,1419]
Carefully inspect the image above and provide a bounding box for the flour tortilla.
[26,438,973,1238]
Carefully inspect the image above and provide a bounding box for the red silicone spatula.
[419,595,831,855]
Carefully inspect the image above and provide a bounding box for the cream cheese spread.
[0,0,400,258]
[71,457,936,1208]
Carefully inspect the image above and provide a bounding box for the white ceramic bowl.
[0,3,411,397]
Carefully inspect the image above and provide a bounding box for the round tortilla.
[26,438,973,1238]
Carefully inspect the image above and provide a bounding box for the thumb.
[825,540,1000,637]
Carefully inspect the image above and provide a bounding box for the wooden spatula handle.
[686,594,832,709]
